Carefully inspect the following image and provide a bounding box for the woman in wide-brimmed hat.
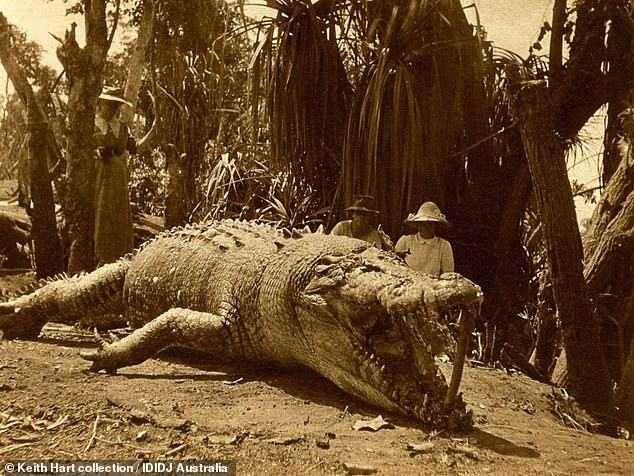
[93,86,136,266]
[395,202,454,276]
[330,195,386,249]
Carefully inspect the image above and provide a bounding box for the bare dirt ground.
[1,275,633,475]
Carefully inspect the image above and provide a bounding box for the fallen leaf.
[352,415,394,432]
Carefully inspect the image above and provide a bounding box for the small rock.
[342,463,378,475]
[205,434,232,445]
[448,445,479,460]
[168,439,184,449]
[136,430,149,441]
[316,438,330,449]
[325,432,336,439]
[407,441,436,455]
[129,410,151,424]
[227,431,249,445]
[0,383,13,391]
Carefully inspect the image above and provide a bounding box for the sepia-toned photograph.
[0,0,633,474]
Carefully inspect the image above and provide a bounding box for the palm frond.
[341,0,482,238]
[251,0,352,207]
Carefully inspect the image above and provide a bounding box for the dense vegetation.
[1,0,634,433]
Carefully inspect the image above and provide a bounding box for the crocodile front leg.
[80,308,240,372]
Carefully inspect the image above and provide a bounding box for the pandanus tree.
[340,0,486,240]
[250,0,352,210]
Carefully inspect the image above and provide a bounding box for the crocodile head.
[293,243,482,429]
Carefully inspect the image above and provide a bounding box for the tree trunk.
[512,80,616,419]
[584,187,634,296]
[0,13,64,277]
[120,0,154,126]
[582,107,634,383]
[602,3,633,185]
[26,102,65,277]
[616,288,634,423]
[584,118,634,259]
[56,3,110,273]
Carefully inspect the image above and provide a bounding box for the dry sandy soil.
[0,274,633,475]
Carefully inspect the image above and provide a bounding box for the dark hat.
[404,201,449,225]
[345,195,380,215]
[99,86,132,107]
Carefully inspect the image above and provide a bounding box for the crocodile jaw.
[295,300,479,428]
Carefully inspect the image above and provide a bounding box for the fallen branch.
[84,415,100,452]
[163,443,186,457]
[0,443,32,455]
[46,414,69,430]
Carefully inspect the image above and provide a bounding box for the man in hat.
[331,195,388,249]
[395,201,454,276]
[92,86,136,266]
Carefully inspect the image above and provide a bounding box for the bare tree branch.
[549,0,567,84]
[106,0,121,51]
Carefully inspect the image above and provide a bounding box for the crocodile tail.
[0,259,131,339]
[51,259,131,321]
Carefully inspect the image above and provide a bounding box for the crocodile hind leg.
[0,260,129,339]
[80,307,240,373]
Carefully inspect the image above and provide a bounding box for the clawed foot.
[79,328,121,374]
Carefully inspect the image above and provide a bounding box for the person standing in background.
[395,201,454,276]
[331,195,392,250]
[93,86,136,266]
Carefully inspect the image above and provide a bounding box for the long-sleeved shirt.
[395,234,454,276]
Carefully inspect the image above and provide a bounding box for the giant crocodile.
[0,220,482,429]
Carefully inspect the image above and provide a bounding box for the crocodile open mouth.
[349,303,478,420]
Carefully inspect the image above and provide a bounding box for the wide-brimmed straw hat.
[99,86,132,107]
[345,195,380,215]
[404,201,449,225]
